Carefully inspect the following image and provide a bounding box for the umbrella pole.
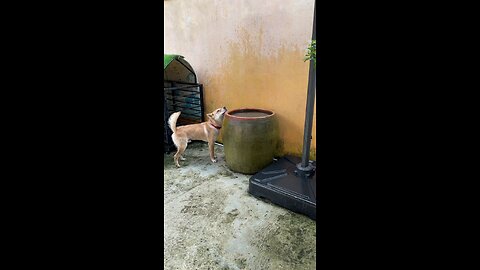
[296,1,316,176]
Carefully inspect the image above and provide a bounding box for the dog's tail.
[168,111,181,133]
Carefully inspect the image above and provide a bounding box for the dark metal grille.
[163,80,204,153]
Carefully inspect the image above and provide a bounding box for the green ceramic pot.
[223,108,278,174]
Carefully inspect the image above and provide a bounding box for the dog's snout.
[223,107,227,110]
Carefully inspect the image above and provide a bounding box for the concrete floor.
[164,142,316,270]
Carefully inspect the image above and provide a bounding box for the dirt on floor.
[164,142,316,270]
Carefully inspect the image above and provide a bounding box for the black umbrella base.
[248,156,316,220]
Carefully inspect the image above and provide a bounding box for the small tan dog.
[168,107,227,167]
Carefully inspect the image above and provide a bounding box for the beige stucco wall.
[164,0,316,160]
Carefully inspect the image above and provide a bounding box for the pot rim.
[225,108,275,120]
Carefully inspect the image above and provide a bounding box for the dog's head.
[207,107,227,123]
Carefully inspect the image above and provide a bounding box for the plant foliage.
[304,39,316,67]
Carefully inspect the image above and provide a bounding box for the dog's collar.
[209,122,222,130]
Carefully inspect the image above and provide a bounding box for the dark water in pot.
[231,111,271,118]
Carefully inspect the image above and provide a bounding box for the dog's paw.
[180,156,186,161]
[211,159,217,163]
[175,163,181,168]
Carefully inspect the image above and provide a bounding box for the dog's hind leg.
[172,134,188,167]
[174,144,187,167]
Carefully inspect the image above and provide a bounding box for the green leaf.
[304,39,316,66]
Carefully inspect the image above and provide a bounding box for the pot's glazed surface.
[223,108,278,174]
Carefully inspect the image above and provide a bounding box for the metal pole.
[298,1,316,171]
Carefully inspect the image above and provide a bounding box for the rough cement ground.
[164,142,316,270]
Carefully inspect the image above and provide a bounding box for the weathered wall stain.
[206,42,316,159]
[165,0,316,159]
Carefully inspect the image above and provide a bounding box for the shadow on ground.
[164,142,316,270]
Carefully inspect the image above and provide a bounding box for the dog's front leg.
[208,141,217,163]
